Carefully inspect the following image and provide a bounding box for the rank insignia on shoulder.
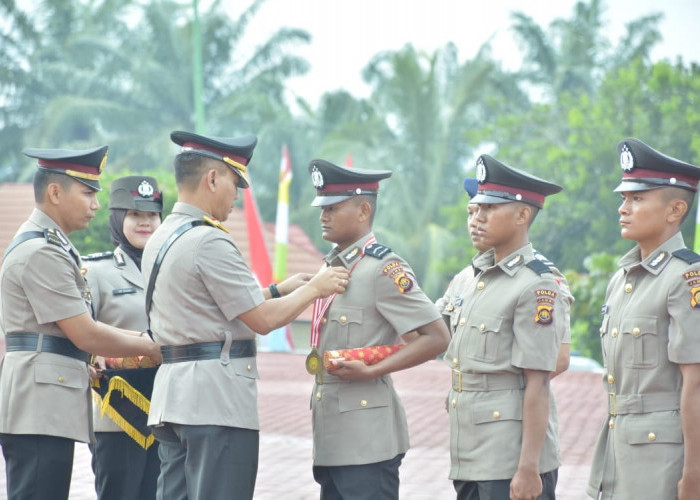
[673,248,700,265]
[44,228,70,249]
[203,215,230,234]
[82,251,113,261]
[364,243,391,259]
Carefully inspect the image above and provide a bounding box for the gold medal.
[305,349,322,375]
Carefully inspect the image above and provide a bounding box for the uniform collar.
[29,208,80,258]
[324,232,374,268]
[172,201,211,220]
[473,243,534,277]
[115,247,144,288]
[620,232,686,275]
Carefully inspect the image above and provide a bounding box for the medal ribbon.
[309,235,376,349]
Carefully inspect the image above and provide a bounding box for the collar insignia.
[649,251,668,269]
[505,254,523,269]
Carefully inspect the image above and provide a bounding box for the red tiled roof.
[0,183,324,320]
[0,183,36,256]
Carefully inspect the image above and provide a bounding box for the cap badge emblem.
[137,180,154,197]
[620,144,634,172]
[311,165,325,189]
[476,158,487,183]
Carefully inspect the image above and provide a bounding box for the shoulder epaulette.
[82,251,114,261]
[203,215,230,234]
[526,259,551,276]
[672,248,700,264]
[364,243,392,259]
[45,227,70,249]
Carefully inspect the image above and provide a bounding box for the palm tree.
[511,0,662,99]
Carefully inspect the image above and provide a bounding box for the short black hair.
[33,169,75,202]
[354,194,378,225]
[174,152,226,190]
[661,186,696,224]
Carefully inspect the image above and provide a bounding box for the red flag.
[242,183,272,287]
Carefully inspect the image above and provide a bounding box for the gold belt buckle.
[452,369,462,393]
[608,392,617,416]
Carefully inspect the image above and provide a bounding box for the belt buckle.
[608,392,617,416]
[452,369,462,393]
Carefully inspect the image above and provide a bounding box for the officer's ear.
[515,203,532,226]
[667,198,688,224]
[45,181,64,205]
[357,199,372,222]
[204,168,218,193]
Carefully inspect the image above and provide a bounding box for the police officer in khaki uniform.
[460,177,572,377]
[438,156,570,500]
[141,132,349,500]
[0,148,161,500]
[306,159,450,500]
[587,139,700,500]
[83,175,164,500]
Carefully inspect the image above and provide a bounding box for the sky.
[226,0,700,106]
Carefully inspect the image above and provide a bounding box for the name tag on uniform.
[112,287,137,296]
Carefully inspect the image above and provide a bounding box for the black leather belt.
[4,333,91,363]
[160,339,256,363]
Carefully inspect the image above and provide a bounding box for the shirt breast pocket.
[466,315,504,363]
[34,362,88,390]
[329,307,363,347]
[620,316,659,369]
[338,380,390,413]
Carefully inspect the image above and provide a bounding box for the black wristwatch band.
[269,283,281,298]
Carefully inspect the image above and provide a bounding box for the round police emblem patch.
[620,144,634,172]
[311,166,325,189]
[138,180,154,197]
[476,158,487,183]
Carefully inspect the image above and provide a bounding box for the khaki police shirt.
[311,232,442,466]
[141,202,264,429]
[83,248,147,433]
[0,209,93,442]
[439,244,569,481]
[587,232,700,499]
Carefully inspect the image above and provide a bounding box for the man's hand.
[510,467,542,500]
[307,266,350,298]
[328,359,376,381]
[276,273,313,296]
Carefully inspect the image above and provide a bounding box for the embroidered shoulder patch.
[365,243,391,259]
[682,269,700,309]
[382,260,413,293]
[534,289,556,326]
[82,251,114,261]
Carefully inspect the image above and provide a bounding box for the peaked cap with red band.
[308,158,392,207]
[23,145,108,191]
[472,154,561,209]
[170,130,257,189]
[109,175,163,213]
[614,137,700,193]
